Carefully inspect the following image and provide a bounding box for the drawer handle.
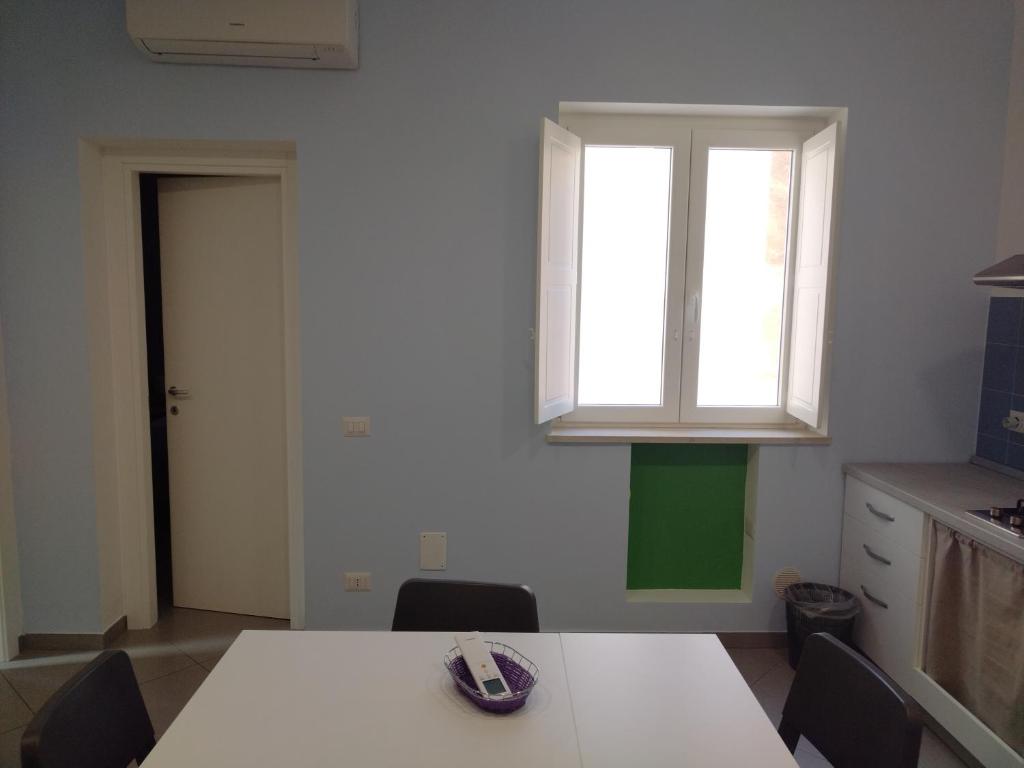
[865,502,895,523]
[861,585,889,609]
[862,544,892,566]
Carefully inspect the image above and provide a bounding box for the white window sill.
[546,423,830,445]
[626,588,753,604]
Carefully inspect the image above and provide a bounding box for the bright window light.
[697,149,793,407]
[577,146,672,406]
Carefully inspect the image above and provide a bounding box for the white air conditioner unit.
[126,0,358,69]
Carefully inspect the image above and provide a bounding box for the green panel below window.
[626,444,747,590]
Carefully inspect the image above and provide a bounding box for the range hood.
[973,254,1024,287]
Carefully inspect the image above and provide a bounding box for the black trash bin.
[782,582,860,669]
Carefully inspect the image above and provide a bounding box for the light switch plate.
[420,532,447,570]
[343,416,371,437]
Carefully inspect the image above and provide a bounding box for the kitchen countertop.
[843,462,1024,564]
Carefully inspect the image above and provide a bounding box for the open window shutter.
[786,123,839,429]
[535,118,582,424]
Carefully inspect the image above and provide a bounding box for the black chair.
[391,578,540,632]
[778,633,923,768]
[21,650,155,768]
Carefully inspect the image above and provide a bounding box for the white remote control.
[454,631,512,699]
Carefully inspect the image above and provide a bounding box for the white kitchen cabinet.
[840,466,1024,768]
[838,477,926,691]
[843,476,926,556]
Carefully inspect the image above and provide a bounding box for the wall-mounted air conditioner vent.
[126,0,358,70]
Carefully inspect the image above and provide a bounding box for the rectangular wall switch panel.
[344,572,372,591]
[343,416,371,437]
[420,532,447,570]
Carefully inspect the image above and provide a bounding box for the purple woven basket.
[443,642,539,714]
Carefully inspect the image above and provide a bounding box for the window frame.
[680,128,805,425]
[560,112,824,428]
[567,117,692,424]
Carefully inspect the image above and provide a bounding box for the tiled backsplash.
[977,296,1024,469]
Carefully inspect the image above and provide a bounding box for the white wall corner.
[80,140,127,631]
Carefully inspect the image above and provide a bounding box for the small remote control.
[454,631,512,699]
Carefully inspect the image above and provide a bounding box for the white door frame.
[0,317,23,660]
[80,139,304,630]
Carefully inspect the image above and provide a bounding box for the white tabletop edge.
[145,631,794,768]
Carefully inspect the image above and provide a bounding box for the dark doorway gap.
[139,173,173,611]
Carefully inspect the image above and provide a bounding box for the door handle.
[167,386,190,397]
[685,293,701,342]
[862,544,892,566]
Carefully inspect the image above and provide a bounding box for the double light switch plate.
[343,416,370,437]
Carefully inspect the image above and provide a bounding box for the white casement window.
[534,109,842,439]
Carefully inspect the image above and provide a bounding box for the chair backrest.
[21,650,155,768]
[391,578,540,632]
[778,633,922,768]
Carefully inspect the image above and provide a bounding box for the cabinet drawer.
[839,553,922,688]
[853,581,919,689]
[840,514,923,606]
[844,477,925,556]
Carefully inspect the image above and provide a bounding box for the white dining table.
[142,630,798,767]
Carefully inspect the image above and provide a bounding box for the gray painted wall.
[0,0,1011,633]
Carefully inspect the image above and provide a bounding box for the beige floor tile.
[140,664,208,737]
[796,738,827,762]
[0,648,91,670]
[149,608,288,664]
[794,745,831,768]
[112,630,197,684]
[0,727,24,768]
[918,727,969,768]
[0,653,94,712]
[0,675,31,734]
[750,661,796,727]
[197,649,225,672]
[0,608,285,758]
[726,646,790,687]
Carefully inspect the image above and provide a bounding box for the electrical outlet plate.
[1004,410,1024,434]
[344,572,372,591]
[343,416,371,437]
[420,532,447,570]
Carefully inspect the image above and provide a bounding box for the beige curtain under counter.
[923,522,1024,756]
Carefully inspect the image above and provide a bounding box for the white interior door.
[158,176,289,619]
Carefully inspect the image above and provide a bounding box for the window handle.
[862,544,891,566]
[865,502,895,522]
[860,585,889,609]
[686,293,701,342]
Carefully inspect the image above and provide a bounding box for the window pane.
[578,146,672,406]
[697,149,793,408]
